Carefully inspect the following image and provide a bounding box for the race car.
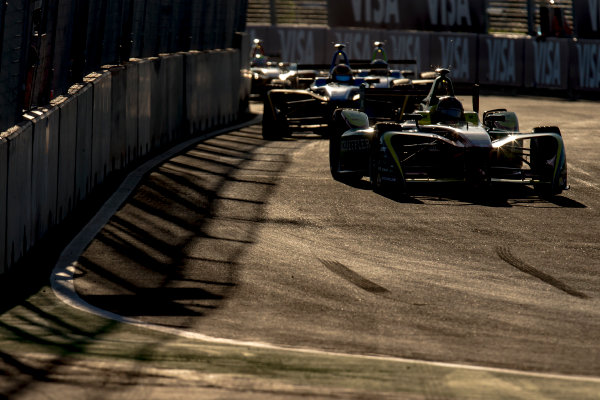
[262,43,420,140]
[329,68,568,196]
[250,39,295,98]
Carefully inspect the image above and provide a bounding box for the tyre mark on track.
[496,246,588,299]
[319,259,389,294]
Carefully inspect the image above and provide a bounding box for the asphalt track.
[2,95,600,399]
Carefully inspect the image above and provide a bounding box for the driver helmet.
[330,64,353,84]
[370,59,389,76]
[431,96,464,124]
[251,53,267,67]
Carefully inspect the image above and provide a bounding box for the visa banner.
[327,0,488,33]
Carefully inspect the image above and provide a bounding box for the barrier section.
[205,51,219,129]
[184,51,201,134]
[109,66,127,172]
[328,28,388,60]
[125,61,139,163]
[26,106,59,242]
[478,35,525,87]
[85,71,112,186]
[235,32,252,114]
[428,32,478,83]
[163,54,185,143]
[327,0,488,33]
[136,58,153,157]
[383,31,432,77]
[569,38,600,92]
[524,38,570,90]
[73,83,94,203]
[0,137,7,273]
[198,51,211,130]
[55,94,78,221]
[273,26,329,64]
[229,49,241,122]
[230,47,243,120]
[5,121,33,269]
[151,57,167,149]
[218,50,233,125]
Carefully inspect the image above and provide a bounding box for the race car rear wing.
[350,59,417,70]
[296,59,417,72]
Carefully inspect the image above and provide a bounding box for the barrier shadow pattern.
[0,123,297,397]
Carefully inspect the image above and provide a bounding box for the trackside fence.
[247,24,600,96]
[0,33,251,275]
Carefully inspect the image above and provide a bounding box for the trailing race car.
[262,43,420,140]
[329,68,568,196]
[250,39,295,98]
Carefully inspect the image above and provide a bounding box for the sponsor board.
[428,33,476,82]
[251,26,599,95]
[570,39,600,90]
[246,25,328,63]
[478,35,524,86]
[385,31,431,74]
[329,29,386,61]
[328,0,487,33]
[524,38,569,89]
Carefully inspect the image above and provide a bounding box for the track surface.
[74,95,600,378]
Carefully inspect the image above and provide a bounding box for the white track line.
[51,117,600,384]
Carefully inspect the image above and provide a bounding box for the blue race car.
[262,43,421,140]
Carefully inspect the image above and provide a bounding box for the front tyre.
[369,151,405,196]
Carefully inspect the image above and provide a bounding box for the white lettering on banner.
[439,36,469,79]
[333,32,372,59]
[486,38,515,83]
[428,0,472,26]
[389,35,422,72]
[533,41,561,86]
[350,0,400,24]
[577,43,600,88]
[279,30,315,63]
[589,0,599,31]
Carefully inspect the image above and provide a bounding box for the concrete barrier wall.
[137,58,153,158]
[109,66,128,173]
[26,106,60,243]
[74,83,94,204]
[5,122,33,268]
[150,57,166,150]
[0,138,7,274]
[125,61,139,164]
[87,71,112,187]
[0,39,250,273]
[55,94,78,221]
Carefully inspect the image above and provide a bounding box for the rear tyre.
[369,151,405,196]
[262,96,283,140]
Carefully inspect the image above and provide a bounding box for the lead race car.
[329,68,568,196]
[262,43,420,140]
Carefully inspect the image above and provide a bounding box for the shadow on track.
[361,181,586,209]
